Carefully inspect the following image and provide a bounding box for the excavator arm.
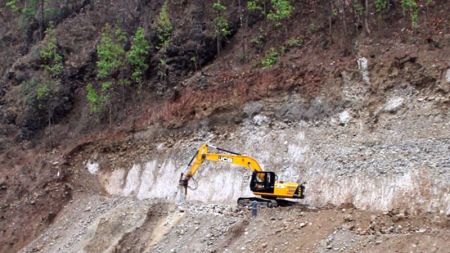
[179,144,263,193]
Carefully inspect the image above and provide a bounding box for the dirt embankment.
[18,195,450,253]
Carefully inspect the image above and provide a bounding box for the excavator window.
[250,172,275,193]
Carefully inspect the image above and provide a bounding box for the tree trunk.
[217,35,221,56]
[40,0,45,39]
[47,106,52,148]
[364,0,371,35]
[238,0,246,62]
[342,0,347,36]
[329,1,333,43]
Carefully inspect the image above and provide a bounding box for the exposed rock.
[357,57,370,85]
[85,161,99,175]
[343,214,354,222]
[445,69,450,83]
[338,111,351,126]
[252,115,270,126]
[383,97,404,113]
[342,223,355,231]
[243,102,263,117]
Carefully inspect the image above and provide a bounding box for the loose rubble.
[18,197,450,253]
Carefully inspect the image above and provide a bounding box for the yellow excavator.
[178,144,305,207]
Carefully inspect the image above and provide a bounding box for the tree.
[260,47,279,68]
[212,0,230,55]
[401,0,419,28]
[238,0,245,62]
[5,0,20,12]
[364,0,371,34]
[40,25,64,78]
[91,24,127,122]
[127,27,150,85]
[267,0,294,24]
[248,0,267,14]
[96,24,126,79]
[35,25,64,144]
[7,0,52,39]
[156,0,173,49]
[375,0,388,13]
[267,0,294,38]
[375,0,388,29]
[86,83,101,113]
[247,0,263,13]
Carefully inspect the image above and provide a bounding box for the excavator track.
[237,197,300,208]
[237,197,278,208]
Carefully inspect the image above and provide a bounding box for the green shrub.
[156,0,173,48]
[247,0,263,12]
[14,0,53,36]
[212,1,230,39]
[375,0,388,13]
[213,16,231,39]
[308,23,318,34]
[260,48,278,68]
[21,79,38,99]
[5,0,19,12]
[40,26,64,77]
[267,0,294,24]
[286,38,304,48]
[36,83,51,101]
[101,81,112,92]
[212,1,226,12]
[21,79,55,109]
[127,27,150,83]
[91,24,129,115]
[401,0,419,27]
[118,78,130,87]
[96,24,126,79]
[86,83,101,113]
[212,1,230,55]
[18,1,38,31]
[353,2,364,17]
[250,34,266,51]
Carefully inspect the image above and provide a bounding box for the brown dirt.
[15,195,450,253]
[217,205,450,253]
[110,204,171,253]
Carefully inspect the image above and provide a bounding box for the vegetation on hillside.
[87,24,150,117]
[0,0,442,132]
[127,27,151,84]
[156,0,173,49]
[212,0,231,55]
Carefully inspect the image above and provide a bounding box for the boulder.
[383,97,404,113]
[339,111,351,125]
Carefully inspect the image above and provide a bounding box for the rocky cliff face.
[84,83,450,215]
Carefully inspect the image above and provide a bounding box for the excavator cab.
[250,171,276,193]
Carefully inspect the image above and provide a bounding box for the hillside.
[0,0,449,252]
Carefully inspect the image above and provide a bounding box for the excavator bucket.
[179,172,188,195]
[176,173,188,205]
